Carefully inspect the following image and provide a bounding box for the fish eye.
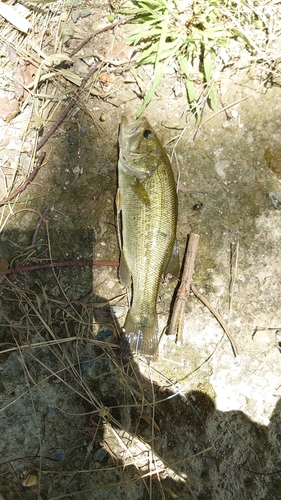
[143,129,154,139]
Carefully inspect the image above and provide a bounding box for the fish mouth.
[119,116,151,177]
[119,116,147,148]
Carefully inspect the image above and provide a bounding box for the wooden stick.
[169,233,200,344]
[169,232,239,357]
[0,152,46,207]
[229,242,239,315]
[30,205,51,246]
[0,260,119,276]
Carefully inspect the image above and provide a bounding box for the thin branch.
[0,260,119,276]
[69,15,135,58]
[31,205,51,246]
[191,284,239,357]
[229,242,239,315]
[36,15,137,151]
[0,152,46,207]
[36,64,101,152]
[169,233,200,344]
[169,232,238,357]
[193,94,254,140]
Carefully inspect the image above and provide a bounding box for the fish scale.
[117,116,178,356]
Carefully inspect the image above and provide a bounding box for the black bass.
[117,116,178,356]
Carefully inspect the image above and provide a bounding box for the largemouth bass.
[117,116,178,356]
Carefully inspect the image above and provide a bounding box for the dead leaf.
[22,61,36,101]
[0,97,20,122]
[0,137,10,147]
[14,61,25,100]
[22,474,38,487]
[0,1,31,33]
[106,41,134,64]
[99,72,111,86]
[0,258,9,283]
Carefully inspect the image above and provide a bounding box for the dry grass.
[0,271,212,498]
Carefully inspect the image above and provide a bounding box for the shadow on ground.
[0,292,281,500]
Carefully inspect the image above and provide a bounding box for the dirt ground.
[1,1,281,499]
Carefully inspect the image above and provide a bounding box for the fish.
[116,115,179,356]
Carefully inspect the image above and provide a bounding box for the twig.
[69,15,135,58]
[36,64,101,152]
[191,284,239,357]
[169,233,239,357]
[229,242,239,316]
[0,152,46,207]
[69,34,93,59]
[0,260,119,276]
[31,205,51,246]
[169,233,200,344]
[193,94,255,140]
[36,17,136,151]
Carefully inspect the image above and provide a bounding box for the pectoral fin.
[164,240,180,278]
[129,178,150,206]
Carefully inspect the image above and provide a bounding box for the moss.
[265,146,281,177]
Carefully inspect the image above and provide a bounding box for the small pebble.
[22,474,38,487]
[80,9,92,17]
[71,10,80,23]
[269,192,281,209]
[99,114,106,122]
[96,327,114,342]
[47,407,56,418]
[93,447,108,462]
[193,202,203,211]
[51,448,66,461]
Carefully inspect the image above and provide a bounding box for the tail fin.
[119,312,159,357]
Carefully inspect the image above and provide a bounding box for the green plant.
[120,0,264,117]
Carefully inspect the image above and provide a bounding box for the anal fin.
[164,240,180,278]
[119,251,131,288]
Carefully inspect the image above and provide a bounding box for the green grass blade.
[155,15,169,69]
[203,48,212,83]
[128,27,162,45]
[137,58,170,117]
[230,27,256,52]
[138,37,182,65]
[138,43,159,64]
[185,78,196,106]
[203,47,216,110]
[178,56,196,105]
